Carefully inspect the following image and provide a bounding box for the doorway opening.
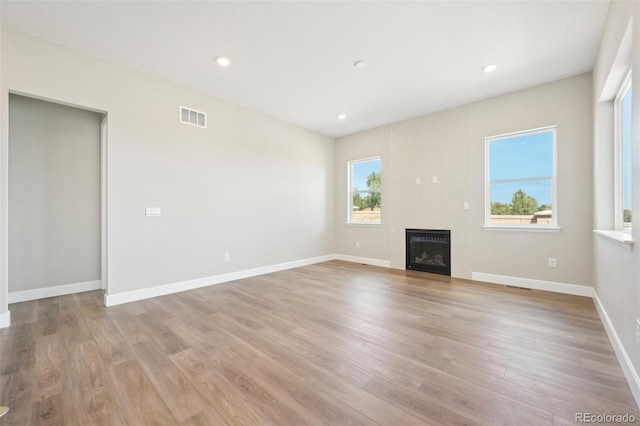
[7,93,107,304]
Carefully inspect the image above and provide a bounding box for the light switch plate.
[146,207,161,217]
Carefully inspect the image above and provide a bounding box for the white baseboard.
[0,310,10,329]
[8,280,103,304]
[104,254,336,307]
[471,272,593,297]
[335,254,391,268]
[593,291,640,408]
[472,272,639,407]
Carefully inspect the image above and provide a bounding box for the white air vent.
[180,106,206,128]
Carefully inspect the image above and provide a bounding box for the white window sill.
[346,222,382,227]
[482,225,561,233]
[593,230,634,250]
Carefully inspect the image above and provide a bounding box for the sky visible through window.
[489,130,554,206]
[352,158,381,191]
[622,84,632,211]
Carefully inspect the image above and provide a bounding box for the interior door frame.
[3,91,109,316]
[100,116,108,291]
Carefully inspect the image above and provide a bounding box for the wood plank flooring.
[1,260,638,425]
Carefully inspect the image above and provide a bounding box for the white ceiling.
[0,1,610,137]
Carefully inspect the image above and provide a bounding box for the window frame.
[614,71,632,233]
[484,126,559,231]
[347,157,381,225]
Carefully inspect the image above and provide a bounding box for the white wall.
[336,73,593,288]
[0,26,335,318]
[592,0,640,402]
[471,74,593,287]
[335,126,390,264]
[9,94,102,292]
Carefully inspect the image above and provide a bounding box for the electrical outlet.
[355,242,360,248]
[224,253,230,262]
[636,319,640,344]
[548,258,557,268]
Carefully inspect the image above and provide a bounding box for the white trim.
[486,125,558,141]
[614,71,632,231]
[0,311,10,329]
[344,222,382,227]
[335,254,391,268]
[482,225,561,233]
[593,291,640,408]
[347,156,381,224]
[7,90,106,114]
[104,255,335,307]
[1,89,9,334]
[101,116,108,291]
[8,280,102,304]
[484,126,558,228]
[593,229,634,250]
[471,272,593,297]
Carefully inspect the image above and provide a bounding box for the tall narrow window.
[616,73,632,230]
[485,127,557,228]
[348,157,381,224]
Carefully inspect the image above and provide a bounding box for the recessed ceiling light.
[482,64,497,73]
[216,56,231,67]
[354,60,366,69]
[337,114,347,120]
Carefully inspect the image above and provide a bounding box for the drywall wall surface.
[388,106,474,277]
[471,73,594,287]
[593,235,639,374]
[335,105,474,278]
[335,126,390,262]
[592,0,640,393]
[1,26,335,299]
[336,74,591,284]
[8,94,102,292]
[0,28,6,319]
[593,0,636,100]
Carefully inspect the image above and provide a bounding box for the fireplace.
[405,229,451,276]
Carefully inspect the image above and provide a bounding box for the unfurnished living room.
[0,0,639,425]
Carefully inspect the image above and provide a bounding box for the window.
[348,157,381,224]
[615,72,632,231]
[485,127,557,228]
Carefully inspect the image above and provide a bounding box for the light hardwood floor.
[1,260,638,425]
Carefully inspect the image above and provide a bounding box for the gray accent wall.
[336,73,593,287]
[9,94,102,292]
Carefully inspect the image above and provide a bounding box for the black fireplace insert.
[405,229,451,276]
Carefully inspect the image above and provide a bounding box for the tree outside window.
[349,158,381,223]
[486,127,557,227]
